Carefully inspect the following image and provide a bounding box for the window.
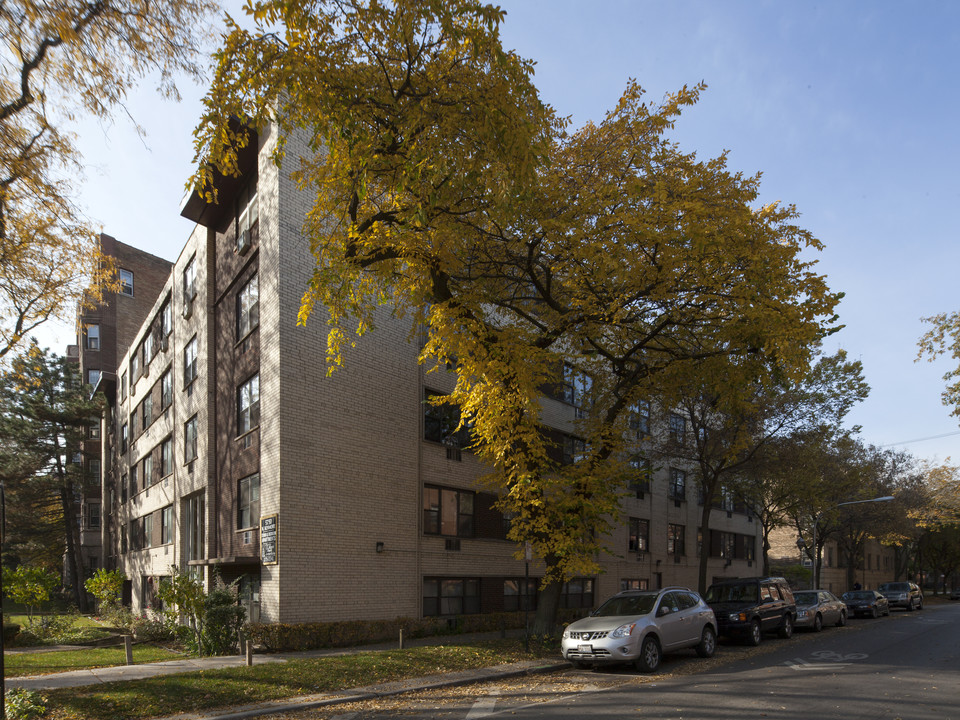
[87,458,101,484]
[130,464,138,496]
[161,370,173,410]
[119,268,134,296]
[143,513,154,548]
[142,453,154,488]
[131,351,140,382]
[142,332,154,365]
[185,494,205,567]
[87,503,100,529]
[87,369,101,386]
[423,485,475,537]
[503,579,538,612]
[238,473,260,529]
[88,421,100,440]
[669,413,686,444]
[423,391,470,447]
[237,374,260,435]
[562,435,587,465]
[629,401,650,438]
[161,301,172,337]
[236,177,259,253]
[621,578,649,591]
[668,524,686,556]
[120,473,128,503]
[560,578,594,609]
[184,415,198,463]
[120,526,127,554]
[237,274,259,339]
[129,409,138,438]
[184,336,198,387]
[629,517,649,553]
[183,257,197,302]
[161,506,174,544]
[142,393,153,428]
[669,468,686,501]
[629,456,651,497]
[559,363,592,415]
[85,324,100,351]
[120,372,127,400]
[161,437,173,477]
[423,578,479,616]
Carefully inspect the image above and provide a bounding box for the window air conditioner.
[237,228,251,255]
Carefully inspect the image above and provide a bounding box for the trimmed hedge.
[244,608,585,652]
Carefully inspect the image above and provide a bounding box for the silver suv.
[878,581,923,611]
[561,587,717,673]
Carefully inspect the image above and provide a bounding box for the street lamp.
[810,496,894,590]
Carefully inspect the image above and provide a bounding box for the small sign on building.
[260,514,278,565]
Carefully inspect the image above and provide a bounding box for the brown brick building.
[93,124,764,623]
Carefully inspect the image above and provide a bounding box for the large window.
[423,485,474,537]
[503,579,538,612]
[237,274,259,339]
[87,369,101,386]
[161,437,173,477]
[669,468,686,502]
[184,336,198,387]
[142,393,153,428]
[620,578,649,591]
[560,578,594,609]
[87,503,101,529]
[669,413,686,444]
[142,513,154,548]
[237,374,260,435]
[629,517,649,553]
[238,473,260,529]
[161,370,173,410]
[183,257,197,304]
[184,494,204,570]
[236,177,259,252]
[629,401,650,438]
[161,506,174,544]
[629,456,651,497]
[184,415,198,463]
[84,324,100,351]
[423,391,470,447]
[668,524,686,556]
[119,268,134,296]
[423,578,479,616]
[142,453,154,488]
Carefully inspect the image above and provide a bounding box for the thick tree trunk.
[531,573,563,637]
[60,476,88,612]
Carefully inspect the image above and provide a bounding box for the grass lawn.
[6,614,106,629]
[39,640,551,720]
[5,645,188,677]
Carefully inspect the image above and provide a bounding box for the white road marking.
[466,689,501,719]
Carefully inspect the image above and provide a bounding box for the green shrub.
[5,688,46,720]
[85,569,126,615]
[131,615,175,642]
[201,585,245,656]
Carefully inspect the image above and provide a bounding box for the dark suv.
[705,576,796,645]
[877,581,923,611]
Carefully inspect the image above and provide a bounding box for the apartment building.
[95,123,762,622]
[73,236,173,578]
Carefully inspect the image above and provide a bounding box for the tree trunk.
[697,503,715,594]
[531,574,563,637]
[60,475,88,612]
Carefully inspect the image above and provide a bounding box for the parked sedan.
[841,590,890,618]
[561,587,717,673]
[793,590,847,631]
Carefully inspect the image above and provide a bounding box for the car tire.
[778,614,793,639]
[836,610,847,627]
[636,636,662,673]
[918,598,923,610]
[813,613,823,632]
[884,605,891,617]
[746,619,763,646]
[871,607,878,619]
[907,599,915,611]
[695,626,717,658]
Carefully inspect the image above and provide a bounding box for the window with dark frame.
[142,393,153,428]
[668,413,686,444]
[184,336,198,387]
[629,456,651,497]
[620,578,649,591]
[184,415,198,463]
[422,485,475,538]
[669,468,686,501]
[422,390,470,448]
[560,578,594,609]
[238,473,260,529]
[87,503,100,529]
[668,523,686,556]
[503,578,538,611]
[237,274,260,340]
[142,453,154,488]
[161,369,173,410]
[422,577,480,616]
[143,513,154,548]
[161,437,173,477]
[629,400,650,437]
[237,374,260,435]
[161,506,174,544]
[119,268,134,296]
[85,324,100,351]
[629,517,649,553]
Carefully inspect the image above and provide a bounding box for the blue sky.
[54,1,960,462]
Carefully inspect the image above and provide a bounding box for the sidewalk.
[6,631,570,719]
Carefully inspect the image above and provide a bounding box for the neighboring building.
[93,124,762,623]
[73,235,172,582]
[768,526,898,593]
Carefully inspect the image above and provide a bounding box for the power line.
[879,430,960,448]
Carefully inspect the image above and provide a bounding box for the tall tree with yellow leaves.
[195,0,841,631]
[0,0,217,359]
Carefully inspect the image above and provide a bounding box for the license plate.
[578,644,593,654]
